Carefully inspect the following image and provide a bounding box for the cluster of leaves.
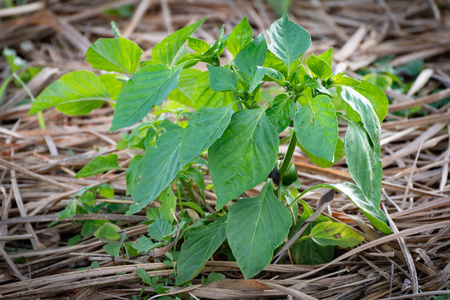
[31,14,392,284]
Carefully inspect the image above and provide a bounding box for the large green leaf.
[85,38,142,75]
[30,71,110,116]
[294,95,338,162]
[353,80,389,123]
[345,121,382,208]
[267,13,311,73]
[233,34,267,79]
[317,47,333,66]
[248,67,285,94]
[291,238,334,265]
[110,64,182,132]
[227,183,291,279]
[75,154,120,178]
[99,74,124,101]
[307,54,332,79]
[159,187,177,222]
[127,129,183,215]
[311,221,364,248]
[227,17,252,57]
[209,108,279,210]
[180,105,234,165]
[125,155,143,196]
[299,182,392,234]
[206,65,238,92]
[340,86,380,145]
[266,94,295,133]
[152,17,207,67]
[168,69,202,108]
[176,215,228,285]
[299,138,345,168]
[192,71,234,109]
[187,37,210,53]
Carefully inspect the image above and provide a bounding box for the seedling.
[30,14,392,283]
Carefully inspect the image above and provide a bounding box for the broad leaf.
[180,105,234,165]
[299,138,345,168]
[207,65,238,92]
[168,68,202,108]
[75,154,120,178]
[294,95,338,161]
[311,221,364,248]
[137,268,152,285]
[233,34,267,79]
[227,183,291,279]
[30,71,110,116]
[291,237,334,265]
[132,236,164,253]
[110,64,182,132]
[99,74,124,101]
[58,199,77,219]
[147,218,175,241]
[353,80,388,123]
[176,215,227,285]
[340,86,381,145]
[267,13,311,73]
[227,17,252,57]
[317,47,333,67]
[345,121,382,208]
[94,223,121,241]
[103,243,121,259]
[266,94,295,133]
[152,17,207,67]
[300,183,392,234]
[303,75,332,96]
[188,37,210,53]
[201,272,225,286]
[86,38,142,75]
[209,108,279,210]
[248,66,285,94]
[307,54,332,79]
[127,129,183,215]
[263,50,287,76]
[159,187,177,222]
[125,155,143,196]
[192,72,234,109]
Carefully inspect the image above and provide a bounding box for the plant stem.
[176,180,184,213]
[279,132,297,181]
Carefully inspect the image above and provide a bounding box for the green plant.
[30,14,392,283]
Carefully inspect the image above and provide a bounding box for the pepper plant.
[30,15,392,283]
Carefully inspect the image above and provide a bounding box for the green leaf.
[267,13,311,72]
[188,37,210,53]
[300,182,392,234]
[307,54,332,79]
[266,94,295,133]
[332,74,360,86]
[67,234,81,246]
[227,183,292,279]
[125,155,143,196]
[201,272,225,286]
[176,215,227,285]
[192,72,234,109]
[103,243,121,259]
[110,64,182,132]
[294,95,338,161]
[137,268,152,285]
[184,167,205,200]
[206,65,238,92]
[353,80,389,123]
[132,236,164,253]
[317,47,333,67]
[85,38,142,75]
[311,221,364,248]
[209,108,279,210]
[291,237,334,265]
[94,223,121,241]
[248,66,285,94]
[340,86,381,145]
[98,183,114,198]
[180,105,234,165]
[303,75,332,96]
[299,137,344,168]
[30,71,110,116]
[99,74,124,101]
[227,17,253,57]
[159,187,177,221]
[345,121,382,208]
[82,220,108,237]
[57,199,77,219]
[152,17,207,67]
[127,129,183,215]
[147,218,175,241]
[263,50,287,76]
[168,68,202,108]
[233,34,267,79]
[75,154,120,178]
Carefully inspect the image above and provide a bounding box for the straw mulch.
[0,1,449,299]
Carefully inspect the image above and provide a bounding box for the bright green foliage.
[32,15,392,282]
[209,108,279,210]
[227,183,291,279]
[311,221,364,248]
[266,13,311,73]
[86,38,142,75]
[30,71,110,115]
[110,65,182,131]
[176,215,227,285]
[294,95,338,161]
[75,154,120,178]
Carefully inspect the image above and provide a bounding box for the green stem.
[180,179,197,203]
[232,91,245,110]
[176,180,184,213]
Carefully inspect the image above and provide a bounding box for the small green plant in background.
[30,14,392,284]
